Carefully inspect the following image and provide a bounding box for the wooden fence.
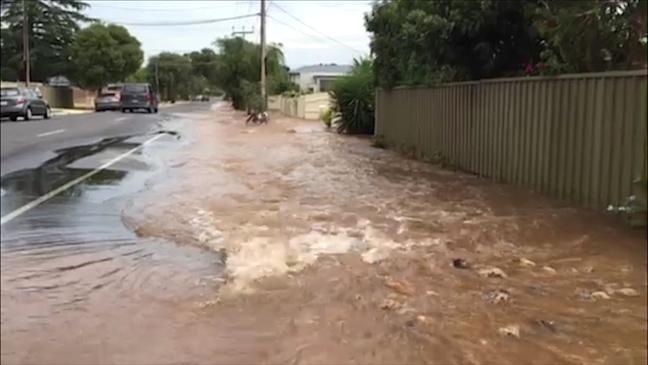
[376,70,647,210]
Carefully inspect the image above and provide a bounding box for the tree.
[365,0,543,88]
[534,0,647,74]
[145,52,193,101]
[365,0,647,88]
[126,68,148,83]
[0,0,93,82]
[213,37,289,110]
[68,23,143,93]
[186,48,219,86]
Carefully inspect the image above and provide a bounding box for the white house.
[289,64,352,92]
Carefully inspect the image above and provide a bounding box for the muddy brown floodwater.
[3,103,646,364]
[127,104,647,364]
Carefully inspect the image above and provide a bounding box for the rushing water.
[2,104,646,364]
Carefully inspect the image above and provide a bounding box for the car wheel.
[10,115,18,122]
[147,108,152,114]
[121,108,127,113]
[44,107,51,119]
[24,108,32,121]
[154,108,158,113]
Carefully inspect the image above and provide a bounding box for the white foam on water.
[188,209,448,291]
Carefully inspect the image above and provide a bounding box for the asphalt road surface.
[1,101,228,364]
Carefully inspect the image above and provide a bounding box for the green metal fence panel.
[376,70,648,211]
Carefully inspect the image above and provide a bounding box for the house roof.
[292,64,352,74]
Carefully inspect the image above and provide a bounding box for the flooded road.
[2,103,646,364]
[1,108,226,364]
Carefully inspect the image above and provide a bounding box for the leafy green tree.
[330,58,375,134]
[212,37,289,109]
[185,48,219,86]
[365,0,543,87]
[0,0,93,82]
[534,0,647,74]
[68,23,143,93]
[365,0,646,87]
[126,68,149,83]
[146,52,193,101]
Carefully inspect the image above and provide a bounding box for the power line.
[267,14,362,55]
[106,13,258,27]
[268,2,363,54]
[87,2,239,12]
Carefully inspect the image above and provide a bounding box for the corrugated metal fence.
[376,70,647,210]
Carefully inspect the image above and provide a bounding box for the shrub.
[329,58,375,134]
[320,108,333,128]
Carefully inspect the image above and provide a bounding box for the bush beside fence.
[376,70,647,211]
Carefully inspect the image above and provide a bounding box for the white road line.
[0,133,165,226]
[36,129,65,138]
[115,117,128,122]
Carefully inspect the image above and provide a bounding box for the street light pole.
[22,0,30,86]
[260,0,266,111]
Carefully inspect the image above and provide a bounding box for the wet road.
[1,104,200,176]
[1,102,226,364]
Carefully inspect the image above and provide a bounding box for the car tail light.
[146,94,152,102]
[120,94,125,102]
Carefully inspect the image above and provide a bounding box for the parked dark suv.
[120,83,158,113]
[0,87,52,121]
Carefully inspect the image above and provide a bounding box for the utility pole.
[231,26,254,39]
[260,0,266,111]
[22,0,30,86]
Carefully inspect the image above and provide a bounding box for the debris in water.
[416,315,428,323]
[195,298,221,308]
[380,298,402,310]
[542,266,557,274]
[616,288,639,297]
[478,267,508,279]
[384,278,415,296]
[426,290,439,296]
[397,305,416,315]
[484,289,510,304]
[535,319,557,334]
[591,291,611,300]
[498,324,520,338]
[452,258,470,269]
[517,258,536,267]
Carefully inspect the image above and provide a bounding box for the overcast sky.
[84,0,372,69]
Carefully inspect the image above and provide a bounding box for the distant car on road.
[0,87,52,121]
[94,92,121,112]
[120,83,158,113]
